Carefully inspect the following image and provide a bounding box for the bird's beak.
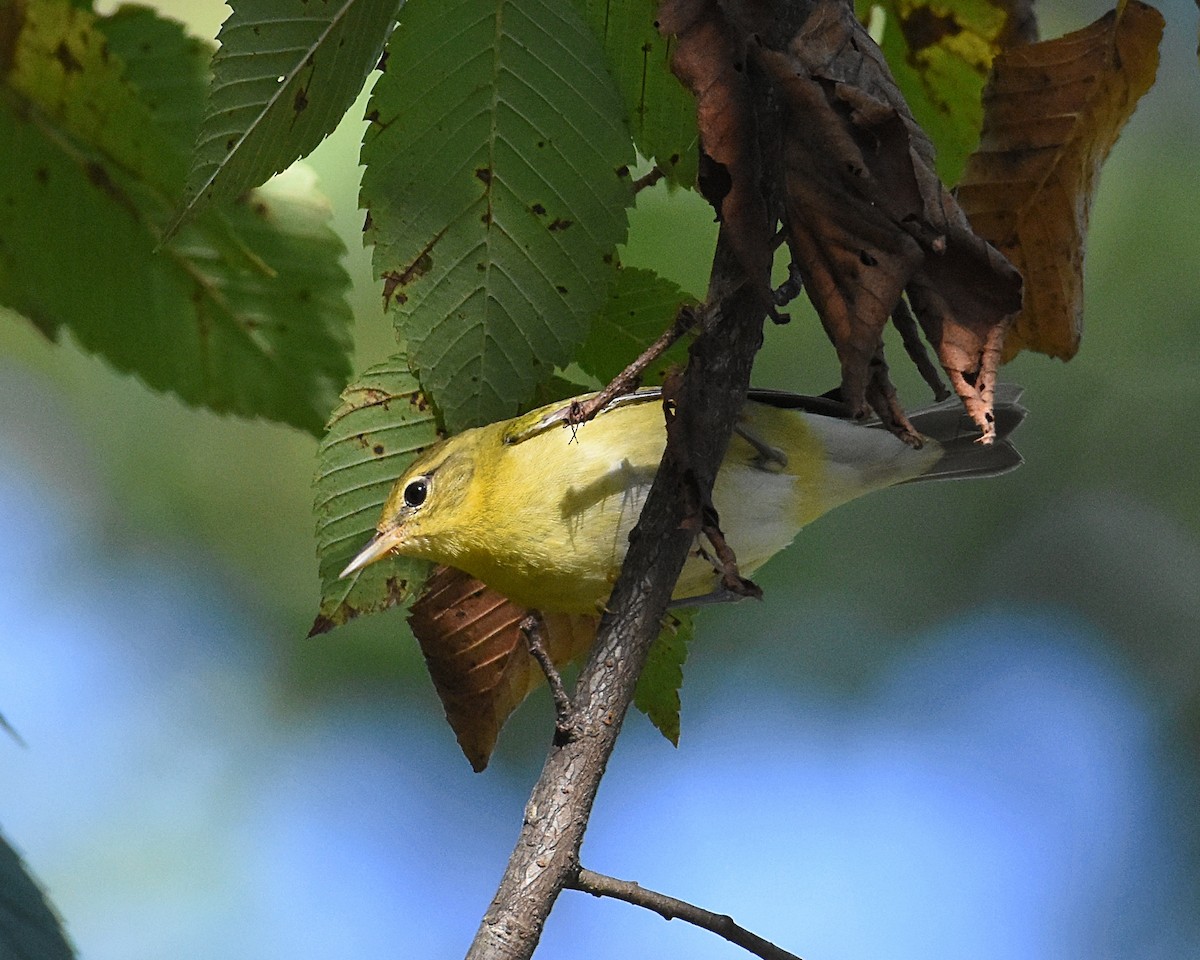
[339,528,404,579]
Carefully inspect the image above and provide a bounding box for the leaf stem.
[566,303,699,427]
[520,612,576,743]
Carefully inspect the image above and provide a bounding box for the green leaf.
[528,372,596,407]
[575,0,699,187]
[576,264,693,384]
[0,830,77,960]
[858,0,1013,185]
[0,0,353,434]
[634,611,694,745]
[361,0,636,432]
[2,0,187,195]
[171,0,402,234]
[311,356,442,635]
[95,4,211,145]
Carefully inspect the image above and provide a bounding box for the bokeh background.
[4,0,1199,957]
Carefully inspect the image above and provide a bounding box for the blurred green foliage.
[0,0,1197,771]
[0,0,355,434]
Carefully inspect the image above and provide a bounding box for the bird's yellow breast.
[436,395,935,613]
[466,400,667,611]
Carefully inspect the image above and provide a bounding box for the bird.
[340,385,1025,613]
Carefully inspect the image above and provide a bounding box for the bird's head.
[339,431,483,578]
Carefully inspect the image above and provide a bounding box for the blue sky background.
[3,363,1198,958]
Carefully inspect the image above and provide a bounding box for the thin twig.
[890,297,950,401]
[633,165,669,192]
[0,710,26,748]
[772,260,804,309]
[570,867,804,960]
[566,304,700,427]
[520,613,576,743]
[701,505,763,599]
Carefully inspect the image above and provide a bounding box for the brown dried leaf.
[658,0,1023,437]
[407,566,596,771]
[657,0,773,303]
[765,1,1022,437]
[956,1,1163,361]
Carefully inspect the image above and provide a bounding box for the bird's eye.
[403,478,429,508]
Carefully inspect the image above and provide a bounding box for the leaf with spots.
[0,0,353,434]
[0,830,76,960]
[575,265,694,384]
[858,0,1033,185]
[957,0,1163,361]
[634,611,694,746]
[575,0,700,187]
[657,0,1022,437]
[169,0,402,236]
[311,356,442,635]
[360,0,636,432]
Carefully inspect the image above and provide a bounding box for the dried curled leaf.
[407,564,697,768]
[408,566,596,771]
[658,0,1023,440]
[771,1,1022,437]
[957,0,1164,361]
[657,0,773,303]
[787,0,1022,434]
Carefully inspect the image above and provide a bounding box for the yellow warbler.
[341,386,1025,613]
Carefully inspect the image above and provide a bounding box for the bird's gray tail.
[899,384,1027,483]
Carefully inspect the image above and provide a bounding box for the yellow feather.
[347,389,960,614]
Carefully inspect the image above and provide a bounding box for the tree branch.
[520,612,575,742]
[566,304,696,427]
[633,164,669,193]
[463,229,767,960]
[570,867,804,960]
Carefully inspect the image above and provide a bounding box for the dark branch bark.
[570,867,804,960]
[463,231,767,960]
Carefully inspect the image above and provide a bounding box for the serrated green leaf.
[0,0,353,433]
[361,0,636,432]
[634,610,694,745]
[576,264,693,384]
[0,830,77,960]
[311,356,442,634]
[528,372,595,407]
[171,0,402,234]
[858,0,1011,185]
[95,4,211,145]
[575,0,699,187]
